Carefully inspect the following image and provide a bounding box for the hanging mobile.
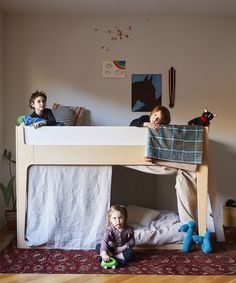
[168,67,176,108]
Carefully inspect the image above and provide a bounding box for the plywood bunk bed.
[16,126,209,249]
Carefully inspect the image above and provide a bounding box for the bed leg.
[197,164,208,236]
[16,126,32,249]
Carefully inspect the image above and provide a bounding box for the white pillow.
[126,205,161,226]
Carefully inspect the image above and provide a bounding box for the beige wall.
[0,12,2,149]
[2,14,236,238]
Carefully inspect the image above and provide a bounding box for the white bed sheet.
[133,211,185,246]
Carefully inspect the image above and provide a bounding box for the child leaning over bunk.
[18,90,56,129]
[130,105,171,130]
[95,205,135,267]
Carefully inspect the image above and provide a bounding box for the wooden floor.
[1,229,236,283]
[1,274,236,283]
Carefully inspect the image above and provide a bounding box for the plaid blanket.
[145,125,204,164]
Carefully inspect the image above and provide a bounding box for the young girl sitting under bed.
[17,90,56,129]
[130,105,171,129]
[95,205,135,267]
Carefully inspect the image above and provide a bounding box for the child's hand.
[102,254,110,262]
[32,121,47,129]
[100,251,110,262]
[151,122,162,130]
[144,122,162,130]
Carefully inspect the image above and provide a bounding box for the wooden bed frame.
[16,126,209,249]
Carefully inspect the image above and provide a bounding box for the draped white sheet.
[25,166,112,249]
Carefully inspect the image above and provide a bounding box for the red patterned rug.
[1,240,236,275]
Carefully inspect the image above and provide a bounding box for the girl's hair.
[29,90,47,109]
[107,205,128,226]
[150,105,171,125]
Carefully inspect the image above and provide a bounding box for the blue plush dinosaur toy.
[178,221,196,253]
[192,231,212,254]
[179,221,212,253]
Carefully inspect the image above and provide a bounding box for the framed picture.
[103,60,126,78]
[132,74,162,112]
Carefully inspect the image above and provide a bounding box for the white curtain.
[26,165,112,249]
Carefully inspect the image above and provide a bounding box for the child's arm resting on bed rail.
[17,115,46,128]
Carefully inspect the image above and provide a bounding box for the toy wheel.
[112,265,116,269]
[103,265,108,269]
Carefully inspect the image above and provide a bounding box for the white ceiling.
[0,0,236,16]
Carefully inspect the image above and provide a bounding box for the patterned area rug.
[1,240,236,275]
